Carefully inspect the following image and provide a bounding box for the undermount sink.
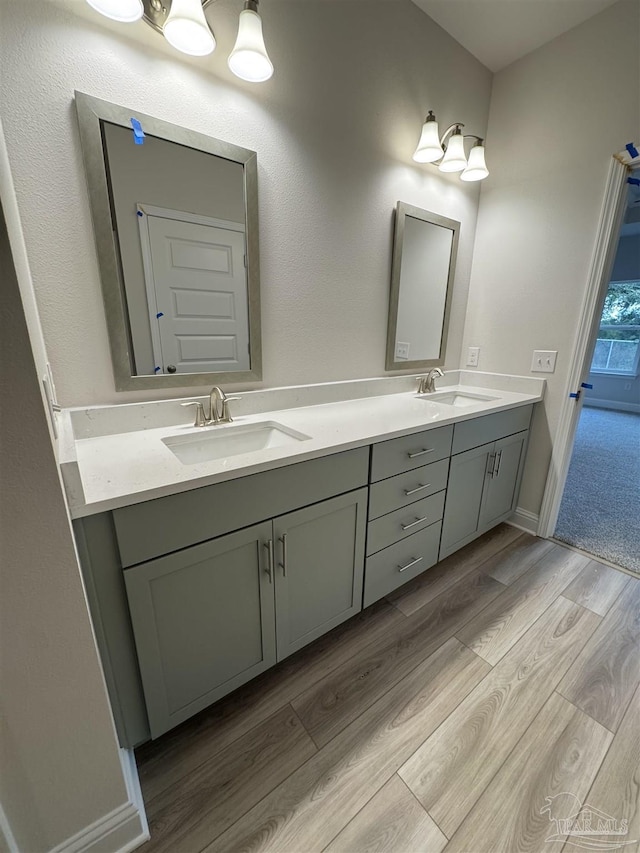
[419,390,500,408]
[162,421,311,465]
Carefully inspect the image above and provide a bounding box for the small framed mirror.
[385,202,459,371]
[75,91,262,391]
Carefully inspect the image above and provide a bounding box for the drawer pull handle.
[264,540,274,583]
[401,516,428,531]
[398,556,423,573]
[407,448,434,459]
[493,450,503,479]
[404,483,431,496]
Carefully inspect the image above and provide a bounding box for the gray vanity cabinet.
[124,522,276,739]
[273,489,367,660]
[124,487,367,739]
[440,414,531,560]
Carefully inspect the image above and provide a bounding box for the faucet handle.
[220,397,241,424]
[181,401,207,428]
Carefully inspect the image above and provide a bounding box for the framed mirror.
[386,202,459,372]
[75,91,262,391]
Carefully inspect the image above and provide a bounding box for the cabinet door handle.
[398,555,423,573]
[493,450,503,478]
[401,516,428,531]
[404,483,431,496]
[487,452,496,478]
[407,448,434,459]
[263,540,274,583]
[278,533,287,577]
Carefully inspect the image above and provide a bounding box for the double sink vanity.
[66,91,544,751]
[61,371,543,748]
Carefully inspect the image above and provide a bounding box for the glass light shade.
[460,144,489,181]
[438,130,467,173]
[228,8,274,82]
[85,0,143,22]
[412,118,443,163]
[163,0,215,56]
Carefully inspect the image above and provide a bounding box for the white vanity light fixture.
[412,111,443,163]
[163,0,215,55]
[460,138,489,181]
[84,0,274,79]
[228,0,273,82]
[85,0,143,22]
[438,125,467,172]
[412,111,489,181]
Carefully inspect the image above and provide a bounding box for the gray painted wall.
[462,0,640,519]
[0,201,131,849]
[0,0,491,406]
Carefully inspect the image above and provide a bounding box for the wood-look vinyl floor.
[136,526,640,853]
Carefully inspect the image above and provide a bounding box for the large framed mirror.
[386,202,459,372]
[75,91,262,391]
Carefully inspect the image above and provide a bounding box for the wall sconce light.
[413,111,489,181]
[85,0,274,81]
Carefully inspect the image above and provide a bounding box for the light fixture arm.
[463,134,484,146]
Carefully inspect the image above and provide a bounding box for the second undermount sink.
[419,390,500,408]
[162,421,311,465]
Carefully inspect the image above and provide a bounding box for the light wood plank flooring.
[136,526,640,853]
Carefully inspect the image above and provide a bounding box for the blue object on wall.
[131,118,145,145]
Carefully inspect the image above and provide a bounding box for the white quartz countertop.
[59,372,544,518]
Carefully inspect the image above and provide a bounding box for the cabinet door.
[124,521,275,738]
[479,430,528,531]
[273,489,367,661]
[439,442,493,559]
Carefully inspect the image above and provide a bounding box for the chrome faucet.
[181,387,241,427]
[417,368,444,394]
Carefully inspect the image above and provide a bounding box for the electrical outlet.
[395,341,410,360]
[531,350,558,373]
[466,347,480,367]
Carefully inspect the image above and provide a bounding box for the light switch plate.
[531,350,558,373]
[466,346,480,367]
[395,341,410,360]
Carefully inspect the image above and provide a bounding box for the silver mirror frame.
[75,91,262,391]
[385,202,459,372]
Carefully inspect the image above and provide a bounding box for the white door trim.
[537,156,630,538]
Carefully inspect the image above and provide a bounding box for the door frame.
[136,203,246,373]
[538,156,632,538]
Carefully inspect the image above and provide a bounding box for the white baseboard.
[507,507,540,536]
[0,802,20,853]
[584,399,640,414]
[50,751,148,853]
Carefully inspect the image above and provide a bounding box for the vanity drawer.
[371,425,453,483]
[452,405,533,455]
[363,521,441,608]
[366,491,445,556]
[368,458,449,521]
[113,447,369,567]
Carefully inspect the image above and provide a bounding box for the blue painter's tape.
[156,312,164,319]
[628,177,640,187]
[137,210,143,217]
[581,382,593,390]
[130,117,145,145]
[625,142,639,159]
[569,392,580,399]
[154,366,161,373]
